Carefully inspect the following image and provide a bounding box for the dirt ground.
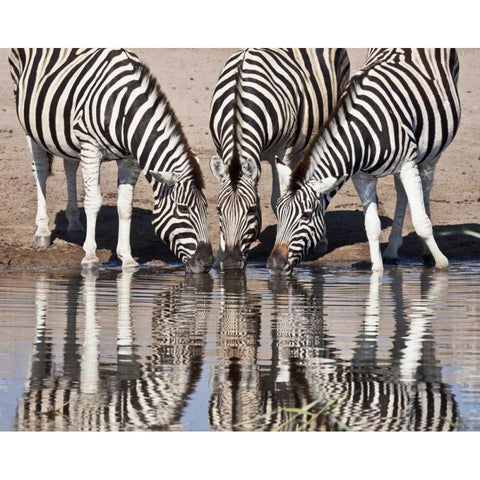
[0,48,479,271]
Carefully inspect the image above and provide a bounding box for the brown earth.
[0,48,479,271]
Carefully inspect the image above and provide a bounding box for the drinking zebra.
[268,48,461,274]
[9,48,213,273]
[209,48,350,270]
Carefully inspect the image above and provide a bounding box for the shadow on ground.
[248,210,480,264]
[53,206,178,264]
[398,223,480,260]
[248,210,393,261]
[52,207,480,267]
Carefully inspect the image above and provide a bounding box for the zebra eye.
[301,210,312,221]
[216,206,222,214]
[247,205,258,214]
[178,204,189,214]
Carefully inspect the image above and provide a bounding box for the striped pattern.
[210,48,350,166]
[267,272,458,431]
[16,272,210,431]
[9,48,211,270]
[209,48,350,270]
[270,48,461,273]
[15,270,458,431]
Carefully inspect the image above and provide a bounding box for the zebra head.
[268,164,346,275]
[150,169,213,273]
[210,154,261,271]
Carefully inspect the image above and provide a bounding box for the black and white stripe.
[266,270,458,431]
[9,48,213,272]
[16,271,212,431]
[209,48,350,270]
[269,48,461,274]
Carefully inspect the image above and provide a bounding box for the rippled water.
[0,262,479,431]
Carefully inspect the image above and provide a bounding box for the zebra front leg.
[383,174,408,263]
[28,136,52,247]
[353,173,383,272]
[419,157,439,265]
[213,231,225,270]
[399,160,448,269]
[116,157,140,269]
[80,143,102,270]
[63,158,85,243]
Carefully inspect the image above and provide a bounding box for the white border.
[0,0,478,46]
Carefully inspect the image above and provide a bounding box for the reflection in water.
[16,271,212,431]
[208,273,263,430]
[8,264,475,431]
[301,270,457,431]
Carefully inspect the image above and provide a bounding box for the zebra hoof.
[434,255,449,270]
[67,229,85,244]
[34,235,51,247]
[81,256,100,271]
[122,258,140,270]
[383,256,398,265]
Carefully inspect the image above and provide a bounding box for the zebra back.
[209,48,350,169]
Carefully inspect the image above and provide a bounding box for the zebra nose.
[220,245,245,271]
[267,243,290,274]
[186,242,213,274]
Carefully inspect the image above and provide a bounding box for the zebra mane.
[131,58,205,190]
[288,51,390,192]
[289,73,356,192]
[227,62,245,191]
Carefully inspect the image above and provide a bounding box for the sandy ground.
[0,48,479,270]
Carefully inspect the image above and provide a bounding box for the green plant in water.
[233,397,348,432]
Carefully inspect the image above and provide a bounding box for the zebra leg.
[28,136,51,247]
[80,271,100,395]
[383,174,408,263]
[213,232,225,270]
[80,143,103,270]
[419,157,439,265]
[116,157,140,269]
[399,160,448,269]
[352,173,383,272]
[63,158,85,243]
[269,156,282,216]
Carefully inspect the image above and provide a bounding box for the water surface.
[1,263,479,431]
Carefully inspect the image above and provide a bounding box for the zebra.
[16,270,213,431]
[209,268,458,431]
[209,48,350,270]
[266,269,458,431]
[208,272,264,430]
[268,48,461,274]
[8,48,213,273]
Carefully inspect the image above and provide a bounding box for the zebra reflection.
[281,269,458,431]
[208,272,264,430]
[16,271,212,431]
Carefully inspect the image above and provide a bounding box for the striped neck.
[122,75,200,187]
[305,80,370,183]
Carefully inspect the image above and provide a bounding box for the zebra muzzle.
[267,243,291,275]
[185,241,213,274]
[220,245,245,271]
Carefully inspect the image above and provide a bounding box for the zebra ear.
[149,170,179,187]
[309,175,347,197]
[241,157,259,183]
[275,158,292,197]
[210,155,228,183]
